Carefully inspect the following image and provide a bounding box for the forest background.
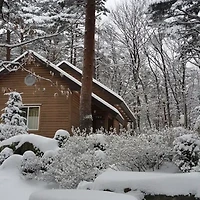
[0,0,200,132]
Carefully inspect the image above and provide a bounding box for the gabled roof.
[0,50,124,124]
[57,61,135,122]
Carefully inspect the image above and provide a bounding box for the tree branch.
[0,32,59,49]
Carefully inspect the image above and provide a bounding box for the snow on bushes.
[173,133,200,172]
[21,151,42,179]
[0,127,195,190]
[0,147,13,165]
[54,129,70,147]
[0,92,28,141]
[0,134,59,157]
[106,133,172,171]
[42,135,108,188]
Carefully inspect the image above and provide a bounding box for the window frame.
[21,105,40,131]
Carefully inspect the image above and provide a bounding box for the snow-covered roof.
[57,60,135,121]
[57,60,123,101]
[0,51,29,73]
[1,51,124,123]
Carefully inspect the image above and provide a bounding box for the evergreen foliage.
[148,0,200,58]
[0,92,28,140]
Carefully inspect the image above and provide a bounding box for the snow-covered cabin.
[0,51,135,137]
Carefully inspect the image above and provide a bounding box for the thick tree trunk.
[79,0,95,132]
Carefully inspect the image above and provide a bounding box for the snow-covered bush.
[54,129,70,147]
[0,147,13,165]
[0,124,28,141]
[0,134,59,156]
[152,127,192,147]
[173,134,200,172]
[0,92,28,140]
[40,150,57,173]
[88,133,107,151]
[21,151,42,179]
[42,135,108,188]
[106,133,172,171]
[192,159,200,172]
[190,106,200,133]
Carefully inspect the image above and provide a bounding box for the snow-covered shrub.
[106,133,172,171]
[0,134,59,156]
[173,134,200,172]
[0,92,28,140]
[40,150,57,173]
[154,127,192,147]
[21,151,42,179]
[54,129,70,147]
[0,147,13,165]
[190,106,200,133]
[0,124,28,141]
[42,135,108,188]
[88,133,107,151]
[193,106,200,134]
[192,159,200,172]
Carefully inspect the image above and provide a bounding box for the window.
[21,106,40,130]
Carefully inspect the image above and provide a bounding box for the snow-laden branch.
[0,32,59,49]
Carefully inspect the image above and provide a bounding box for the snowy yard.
[0,154,200,200]
[0,159,51,200]
[1,128,200,200]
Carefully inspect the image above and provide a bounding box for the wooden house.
[0,51,135,138]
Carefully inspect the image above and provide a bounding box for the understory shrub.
[173,133,200,172]
[0,124,28,141]
[41,135,107,188]
[106,133,172,171]
[0,147,13,165]
[21,151,42,179]
[15,128,196,189]
[54,129,70,147]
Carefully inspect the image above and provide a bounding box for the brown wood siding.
[0,62,73,138]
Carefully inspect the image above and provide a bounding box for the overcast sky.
[105,0,122,9]
[105,0,155,8]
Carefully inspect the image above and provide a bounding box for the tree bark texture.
[79,0,95,132]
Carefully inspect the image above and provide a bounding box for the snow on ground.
[29,189,138,200]
[81,169,200,198]
[0,134,200,200]
[0,154,55,200]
